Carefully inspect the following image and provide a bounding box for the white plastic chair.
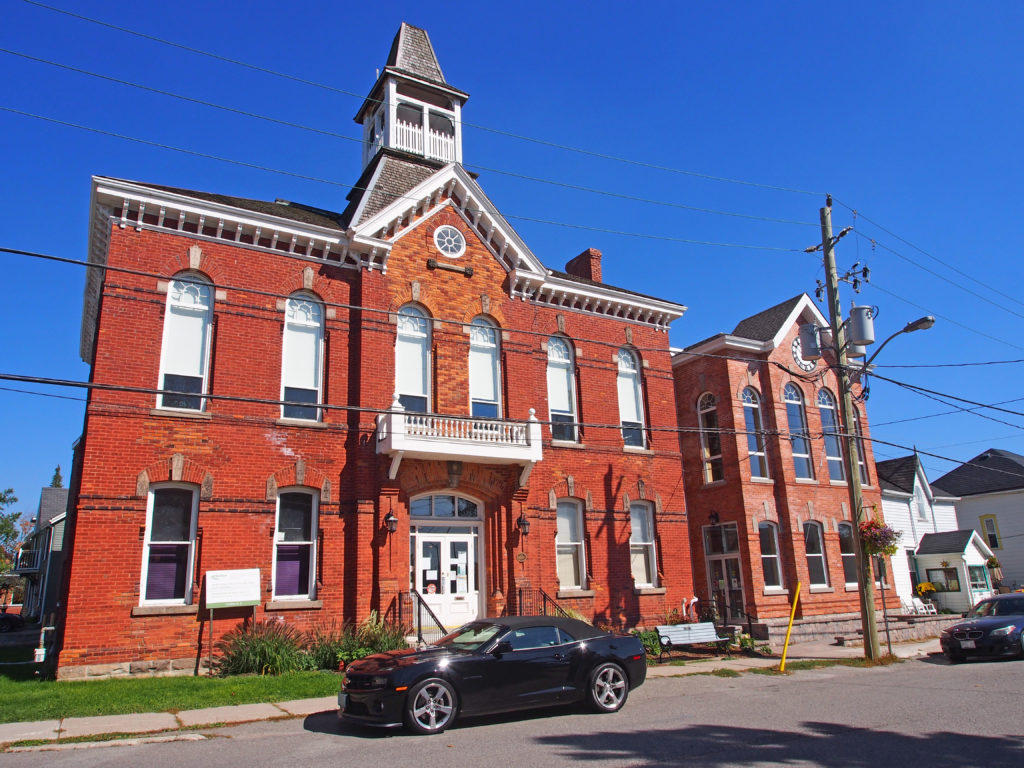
[912,597,937,615]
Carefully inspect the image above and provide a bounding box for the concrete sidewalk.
[0,638,942,750]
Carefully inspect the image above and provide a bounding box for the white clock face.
[791,337,816,372]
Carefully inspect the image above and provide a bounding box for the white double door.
[413,525,480,629]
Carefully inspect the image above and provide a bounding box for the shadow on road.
[536,721,1024,767]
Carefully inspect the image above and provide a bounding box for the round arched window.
[433,225,466,257]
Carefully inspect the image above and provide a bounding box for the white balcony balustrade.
[394,119,456,163]
[14,548,42,572]
[377,396,542,484]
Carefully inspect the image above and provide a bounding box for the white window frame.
[837,522,858,586]
[140,483,199,606]
[981,516,1001,549]
[803,521,830,587]
[157,273,213,412]
[629,502,658,587]
[280,292,324,421]
[556,500,586,590]
[698,393,724,482]
[617,348,646,447]
[758,521,783,589]
[395,305,431,413]
[741,387,769,479]
[469,317,501,418]
[546,336,578,442]
[272,489,319,600]
[817,389,846,482]
[784,384,814,480]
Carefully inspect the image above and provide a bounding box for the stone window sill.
[701,480,727,489]
[749,477,774,484]
[150,408,211,420]
[794,477,817,484]
[763,587,789,596]
[808,585,835,594]
[829,480,849,487]
[623,446,654,455]
[132,604,199,617]
[274,418,328,429]
[557,589,596,599]
[845,584,859,592]
[634,586,666,596]
[550,440,586,450]
[265,600,323,610]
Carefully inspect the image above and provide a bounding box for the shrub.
[336,612,409,667]
[559,606,593,625]
[215,620,307,676]
[631,629,662,658]
[305,621,349,671]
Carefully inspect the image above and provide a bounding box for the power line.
[871,396,1024,427]
[0,107,801,254]
[867,372,1024,419]
[873,359,1024,369]
[0,47,819,230]
[20,0,825,198]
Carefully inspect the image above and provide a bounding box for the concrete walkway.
[0,638,942,751]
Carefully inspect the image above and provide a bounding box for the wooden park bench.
[656,622,733,660]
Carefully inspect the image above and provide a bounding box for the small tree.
[0,489,21,575]
[50,465,64,489]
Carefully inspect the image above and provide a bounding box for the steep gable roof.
[932,448,1024,497]
[917,530,987,556]
[731,294,806,341]
[340,150,443,228]
[876,455,918,494]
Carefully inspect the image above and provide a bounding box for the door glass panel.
[434,496,455,517]
[449,540,469,594]
[421,540,441,594]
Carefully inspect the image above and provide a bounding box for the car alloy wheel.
[405,677,457,734]
[588,662,628,713]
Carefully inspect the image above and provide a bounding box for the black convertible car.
[338,615,647,734]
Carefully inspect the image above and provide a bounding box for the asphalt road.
[7,654,1024,767]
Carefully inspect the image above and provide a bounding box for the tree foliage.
[0,489,21,574]
[50,465,63,488]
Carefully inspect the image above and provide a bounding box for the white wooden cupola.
[355,23,469,169]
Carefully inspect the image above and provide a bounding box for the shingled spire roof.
[386,23,446,85]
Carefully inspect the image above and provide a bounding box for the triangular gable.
[967,531,995,561]
[766,294,828,350]
[352,162,547,278]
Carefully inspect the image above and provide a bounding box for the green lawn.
[0,663,340,724]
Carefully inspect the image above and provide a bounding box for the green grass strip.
[0,671,339,724]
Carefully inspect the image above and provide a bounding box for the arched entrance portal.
[409,494,483,627]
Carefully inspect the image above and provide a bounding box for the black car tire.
[587,662,628,713]
[404,677,457,735]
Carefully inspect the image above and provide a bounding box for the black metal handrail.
[404,589,448,646]
[512,587,572,619]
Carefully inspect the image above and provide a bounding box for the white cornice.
[770,294,828,349]
[673,335,771,366]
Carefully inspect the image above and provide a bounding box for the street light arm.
[858,316,935,370]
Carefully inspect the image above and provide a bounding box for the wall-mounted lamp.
[516,511,531,537]
[447,461,463,489]
[383,512,398,535]
[708,511,720,526]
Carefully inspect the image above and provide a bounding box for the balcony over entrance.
[376,396,542,484]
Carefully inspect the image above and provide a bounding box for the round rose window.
[433,225,466,258]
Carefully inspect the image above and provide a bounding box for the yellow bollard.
[779,582,801,673]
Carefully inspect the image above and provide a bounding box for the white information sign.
[206,568,261,609]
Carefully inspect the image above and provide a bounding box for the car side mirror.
[492,640,513,656]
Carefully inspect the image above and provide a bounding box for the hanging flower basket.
[859,519,901,556]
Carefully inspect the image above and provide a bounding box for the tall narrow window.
[981,516,1001,549]
[158,274,213,411]
[803,521,829,586]
[818,389,846,481]
[837,522,859,585]
[742,388,769,478]
[141,486,198,604]
[617,349,645,447]
[853,409,870,484]
[556,500,585,589]
[281,293,323,420]
[698,393,724,482]
[629,502,657,587]
[547,336,578,441]
[784,384,813,479]
[758,522,783,589]
[469,318,500,418]
[274,491,318,599]
[395,305,430,413]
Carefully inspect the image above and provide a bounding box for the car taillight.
[631,654,644,660]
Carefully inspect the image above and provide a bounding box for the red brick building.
[673,295,896,641]
[56,24,692,677]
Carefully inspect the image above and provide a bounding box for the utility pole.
[819,198,881,661]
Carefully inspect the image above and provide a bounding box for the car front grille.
[344,674,379,691]
[952,630,984,640]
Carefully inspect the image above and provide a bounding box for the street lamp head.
[903,315,935,334]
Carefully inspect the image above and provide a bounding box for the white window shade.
[283,324,320,389]
[164,304,209,376]
[630,506,651,541]
[547,362,572,413]
[617,370,641,423]
[556,503,580,541]
[396,335,428,396]
[469,345,497,402]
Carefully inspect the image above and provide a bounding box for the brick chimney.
[564,248,602,283]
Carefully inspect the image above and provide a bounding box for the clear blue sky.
[2,0,1023,521]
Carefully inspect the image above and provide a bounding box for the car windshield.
[435,622,504,651]
[970,598,1024,617]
